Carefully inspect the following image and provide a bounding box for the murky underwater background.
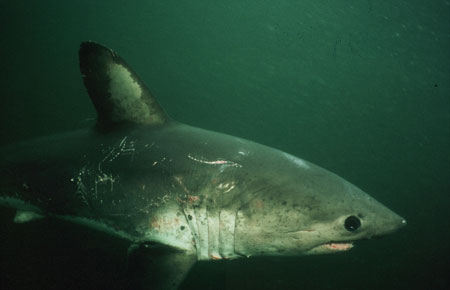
[1,1,448,289]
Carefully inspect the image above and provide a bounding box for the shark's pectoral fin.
[126,242,196,290]
[14,210,44,223]
[79,41,170,131]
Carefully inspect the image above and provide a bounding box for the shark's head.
[234,152,406,257]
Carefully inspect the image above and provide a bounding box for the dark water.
[1,1,448,289]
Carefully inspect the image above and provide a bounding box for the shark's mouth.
[323,242,354,251]
[308,242,354,254]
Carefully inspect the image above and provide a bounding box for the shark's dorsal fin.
[79,42,169,131]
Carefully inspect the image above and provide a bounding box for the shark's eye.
[344,216,361,232]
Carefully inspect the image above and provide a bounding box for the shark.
[0,42,406,289]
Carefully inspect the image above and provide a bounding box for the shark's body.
[0,42,406,289]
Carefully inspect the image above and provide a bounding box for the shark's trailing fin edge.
[14,210,44,223]
[126,242,197,290]
[79,41,169,131]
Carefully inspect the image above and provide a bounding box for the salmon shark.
[0,42,406,289]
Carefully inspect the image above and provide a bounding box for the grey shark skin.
[0,42,406,289]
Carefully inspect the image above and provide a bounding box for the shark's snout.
[371,211,407,238]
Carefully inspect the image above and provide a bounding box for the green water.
[1,1,448,289]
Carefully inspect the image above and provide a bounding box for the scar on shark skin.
[71,136,137,204]
[187,154,242,168]
[172,176,201,204]
[217,181,236,193]
[174,176,191,194]
[73,136,133,201]
[71,167,90,206]
[99,136,136,169]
